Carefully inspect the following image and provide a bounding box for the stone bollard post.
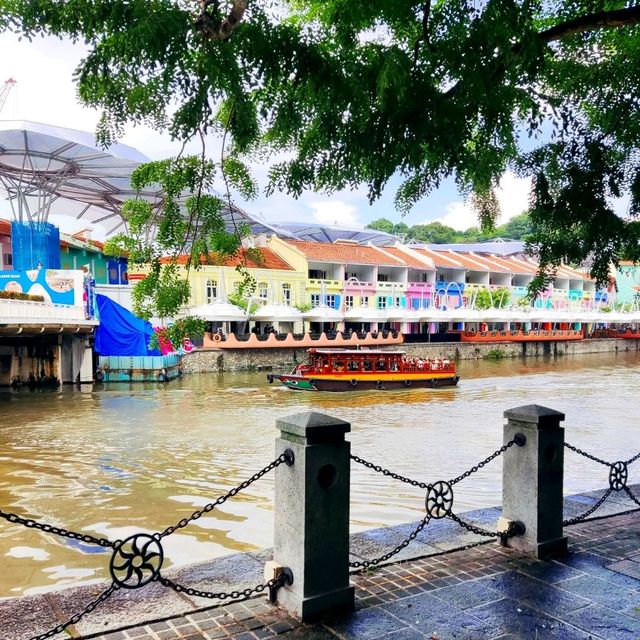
[500,404,567,558]
[273,412,355,620]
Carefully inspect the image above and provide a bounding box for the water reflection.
[0,350,638,595]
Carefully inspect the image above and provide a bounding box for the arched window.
[206,279,218,303]
[257,281,268,299]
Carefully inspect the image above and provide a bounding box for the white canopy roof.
[251,304,303,323]
[188,301,248,322]
[302,305,344,322]
[0,120,287,237]
[343,305,387,322]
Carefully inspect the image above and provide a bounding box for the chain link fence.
[4,424,639,638]
[349,436,525,568]
[563,442,640,526]
[2,451,294,640]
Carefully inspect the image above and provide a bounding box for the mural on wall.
[0,269,84,305]
[616,266,640,304]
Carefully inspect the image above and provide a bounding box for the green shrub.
[0,291,45,302]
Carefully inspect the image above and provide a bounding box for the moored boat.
[267,348,459,392]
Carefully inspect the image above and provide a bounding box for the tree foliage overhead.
[366,213,533,243]
[4,0,640,298]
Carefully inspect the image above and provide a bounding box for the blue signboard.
[0,269,81,305]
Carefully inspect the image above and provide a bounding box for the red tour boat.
[267,348,459,392]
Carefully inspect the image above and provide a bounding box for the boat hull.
[268,373,459,392]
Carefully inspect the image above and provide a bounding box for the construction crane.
[0,78,16,113]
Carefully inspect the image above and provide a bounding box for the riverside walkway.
[7,487,638,640]
[92,507,640,640]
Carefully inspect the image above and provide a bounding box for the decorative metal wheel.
[425,481,454,519]
[110,534,163,589]
[609,461,628,492]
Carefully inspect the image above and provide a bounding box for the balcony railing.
[0,299,93,323]
[308,279,343,288]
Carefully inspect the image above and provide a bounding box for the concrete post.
[273,412,355,620]
[500,404,567,558]
[79,344,94,383]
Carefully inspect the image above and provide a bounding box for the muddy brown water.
[0,351,638,596]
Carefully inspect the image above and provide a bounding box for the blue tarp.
[95,294,160,356]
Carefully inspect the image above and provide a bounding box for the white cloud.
[308,200,363,228]
[433,172,531,231]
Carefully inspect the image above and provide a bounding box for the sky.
[0,33,532,237]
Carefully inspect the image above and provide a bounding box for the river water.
[0,351,638,597]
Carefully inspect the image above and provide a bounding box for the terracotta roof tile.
[286,240,405,266]
[435,251,510,273]
[480,254,537,275]
[379,247,434,269]
[164,247,294,270]
[411,248,465,268]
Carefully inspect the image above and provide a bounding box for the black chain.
[350,455,430,489]
[349,516,430,568]
[159,573,284,601]
[449,439,516,486]
[564,442,611,467]
[159,454,290,538]
[0,510,113,548]
[624,485,640,508]
[562,488,613,526]
[448,512,500,538]
[626,451,640,466]
[29,584,117,640]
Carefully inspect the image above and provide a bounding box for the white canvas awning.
[303,305,344,322]
[188,301,248,322]
[251,304,303,323]
[343,305,386,322]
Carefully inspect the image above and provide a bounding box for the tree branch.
[195,0,246,41]
[443,6,640,99]
[413,1,432,64]
[539,6,640,44]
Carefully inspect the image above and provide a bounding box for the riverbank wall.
[181,337,640,373]
[3,485,638,639]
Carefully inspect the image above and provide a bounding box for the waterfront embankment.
[2,352,639,598]
[2,487,639,639]
[181,337,640,373]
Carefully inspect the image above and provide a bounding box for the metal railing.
[1,452,294,640]
[348,436,526,568]
[0,299,90,322]
[562,443,640,526]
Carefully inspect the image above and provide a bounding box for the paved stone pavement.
[82,509,640,640]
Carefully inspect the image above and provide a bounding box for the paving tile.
[558,552,640,589]
[0,592,62,640]
[555,574,640,612]
[377,628,427,639]
[514,559,585,584]
[325,606,409,639]
[380,591,494,639]
[608,559,640,579]
[478,571,590,616]
[430,580,502,610]
[562,603,640,640]
[469,597,595,639]
[276,627,338,639]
